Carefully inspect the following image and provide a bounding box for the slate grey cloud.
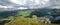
[48,0,60,8]
[0,0,21,12]
[0,0,60,11]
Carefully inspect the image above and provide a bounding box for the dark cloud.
[0,0,60,12]
[48,0,60,8]
[0,0,21,12]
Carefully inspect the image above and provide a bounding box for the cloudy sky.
[0,0,60,11]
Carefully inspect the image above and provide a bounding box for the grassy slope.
[5,17,60,25]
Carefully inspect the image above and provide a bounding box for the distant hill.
[0,8,57,18]
[30,8,53,17]
[0,10,18,18]
[0,9,34,18]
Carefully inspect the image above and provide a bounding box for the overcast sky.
[0,0,60,11]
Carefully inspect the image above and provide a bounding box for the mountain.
[30,8,53,17]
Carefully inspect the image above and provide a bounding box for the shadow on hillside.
[0,20,10,25]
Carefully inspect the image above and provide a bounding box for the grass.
[0,16,14,22]
[4,17,60,25]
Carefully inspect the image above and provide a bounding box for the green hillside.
[5,17,60,25]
